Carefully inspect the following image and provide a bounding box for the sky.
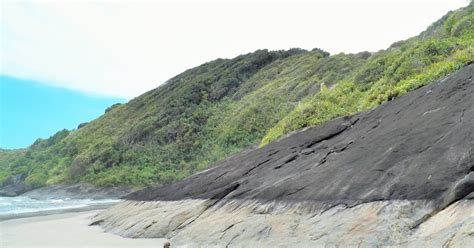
[0,0,469,148]
[0,76,126,149]
[1,0,468,99]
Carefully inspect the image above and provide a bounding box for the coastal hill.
[93,63,474,247]
[0,3,473,195]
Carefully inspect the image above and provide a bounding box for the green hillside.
[262,4,474,145]
[1,3,472,189]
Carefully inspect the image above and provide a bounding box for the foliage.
[261,4,473,145]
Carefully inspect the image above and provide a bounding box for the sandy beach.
[0,210,168,248]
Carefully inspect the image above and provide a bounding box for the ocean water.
[0,196,120,216]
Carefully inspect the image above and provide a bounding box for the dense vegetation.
[1,3,472,189]
[262,3,474,144]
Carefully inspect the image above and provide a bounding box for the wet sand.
[0,210,168,248]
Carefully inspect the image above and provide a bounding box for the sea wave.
[0,196,120,216]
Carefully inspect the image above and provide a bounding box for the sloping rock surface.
[95,64,474,247]
[129,64,474,208]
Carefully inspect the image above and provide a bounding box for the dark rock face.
[0,173,33,197]
[128,64,474,208]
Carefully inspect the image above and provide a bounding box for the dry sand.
[0,210,169,248]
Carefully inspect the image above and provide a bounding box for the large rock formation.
[92,64,474,247]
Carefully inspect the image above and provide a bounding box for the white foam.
[0,196,120,216]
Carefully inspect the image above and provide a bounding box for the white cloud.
[1,0,468,98]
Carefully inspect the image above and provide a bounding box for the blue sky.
[0,76,126,149]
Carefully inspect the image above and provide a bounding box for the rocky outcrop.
[0,173,33,196]
[0,179,133,199]
[93,64,474,247]
[95,199,473,247]
[21,183,133,200]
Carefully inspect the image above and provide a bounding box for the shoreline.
[0,202,118,221]
[0,209,168,248]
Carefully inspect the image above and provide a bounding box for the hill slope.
[93,63,474,247]
[0,3,473,193]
